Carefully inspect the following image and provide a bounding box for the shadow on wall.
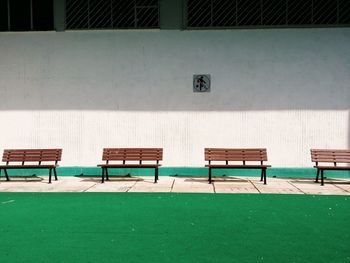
[0,29,349,111]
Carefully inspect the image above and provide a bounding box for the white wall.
[0,29,349,167]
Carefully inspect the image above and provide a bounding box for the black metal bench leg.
[321,169,324,186]
[260,169,264,181]
[53,168,58,181]
[208,167,212,184]
[48,168,52,184]
[263,168,267,185]
[105,168,109,181]
[101,167,105,183]
[315,169,320,183]
[154,167,158,183]
[4,169,9,181]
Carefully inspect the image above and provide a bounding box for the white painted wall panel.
[0,29,349,167]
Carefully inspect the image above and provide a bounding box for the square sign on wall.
[193,74,210,92]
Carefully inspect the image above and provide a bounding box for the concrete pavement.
[1,176,350,195]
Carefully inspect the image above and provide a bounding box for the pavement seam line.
[332,183,350,193]
[170,179,175,192]
[82,183,98,192]
[126,180,139,192]
[248,179,261,194]
[287,181,307,194]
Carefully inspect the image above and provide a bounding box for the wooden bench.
[205,148,271,184]
[98,148,163,183]
[0,149,62,183]
[311,149,350,186]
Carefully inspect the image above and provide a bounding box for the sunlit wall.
[0,28,349,166]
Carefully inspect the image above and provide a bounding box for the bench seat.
[205,148,270,184]
[98,164,161,168]
[0,149,62,183]
[313,165,350,170]
[98,148,163,183]
[0,164,57,169]
[311,149,350,185]
[206,164,271,168]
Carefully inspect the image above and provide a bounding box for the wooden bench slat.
[205,148,267,153]
[103,157,163,161]
[103,148,162,152]
[311,156,350,161]
[311,153,350,158]
[312,159,350,163]
[3,153,61,157]
[103,156,162,160]
[312,155,350,162]
[205,155,267,158]
[311,149,350,153]
[311,152,350,155]
[98,164,161,168]
[4,152,61,157]
[205,148,267,152]
[314,166,350,170]
[205,158,268,162]
[104,152,162,155]
[104,153,162,156]
[4,149,62,153]
[205,152,266,155]
[205,153,266,156]
[104,151,162,154]
[3,155,61,159]
[206,152,267,154]
[103,156,162,159]
[104,153,163,157]
[2,160,60,163]
[206,164,271,168]
[0,165,57,168]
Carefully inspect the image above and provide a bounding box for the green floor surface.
[0,193,349,263]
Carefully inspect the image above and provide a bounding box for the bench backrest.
[205,148,268,165]
[102,148,163,164]
[311,149,350,166]
[2,149,62,165]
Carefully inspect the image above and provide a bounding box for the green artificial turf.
[0,193,349,263]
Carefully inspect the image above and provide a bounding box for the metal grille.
[187,0,350,28]
[66,0,159,29]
